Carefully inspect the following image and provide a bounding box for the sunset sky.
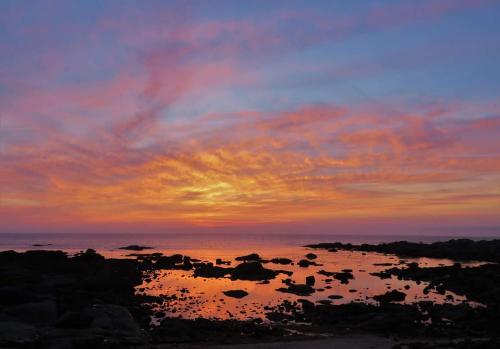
[1,0,499,235]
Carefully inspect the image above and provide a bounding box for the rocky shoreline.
[1,239,499,348]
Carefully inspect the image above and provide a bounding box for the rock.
[328,295,344,300]
[373,290,407,303]
[235,253,261,261]
[193,264,232,278]
[231,262,276,281]
[118,245,153,251]
[318,270,335,277]
[306,276,316,286]
[3,300,58,326]
[89,304,140,333]
[298,259,311,267]
[270,258,293,265]
[156,254,185,268]
[276,284,315,296]
[223,290,249,299]
[0,321,37,346]
[334,272,354,284]
[305,253,318,260]
[56,311,93,328]
[216,258,230,265]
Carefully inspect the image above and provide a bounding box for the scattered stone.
[276,284,315,296]
[373,290,407,303]
[305,253,317,260]
[223,290,249,299]
[305,275,316,286]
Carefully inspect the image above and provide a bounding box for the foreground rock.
[0,249,149,348]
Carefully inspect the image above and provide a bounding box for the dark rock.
[269,258,292,265]
[318,269,335,277]
[328,295,344,300]
[298,259,311,267]
[193,264,232,278]
[223,290,249,299]
[118,245,153,251]
[333,272,354,284]
[305,275,316,286]
[216,258,231,265]
[0,321,37,346]
[276,284,315,296]
[373,290,407,303]
[3,300,58,326]
[231,262,276,281]
[56,311,93,328]
[305,253,317,260]
[235,253,261,262]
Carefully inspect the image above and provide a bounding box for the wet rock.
[223,290,249,299]
[276,284,315,296]
[235,253,261,262]
[231,262,276,281]
[269,258,292,265]
[156,254,184,268]
[334,272,354,284]
[373,290,407,303]
[305,275,316,286]
[318,269,335,277]
[298,259,311,267]
[305,253,317,260]
[328,294,344,300]
[193,264,232,278]
[216,258,231,265]
[118,245,153,251]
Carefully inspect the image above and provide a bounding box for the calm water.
[0,233,492,322]
[0,232,493,253]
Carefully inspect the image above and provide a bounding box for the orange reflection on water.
[133,247,482,322]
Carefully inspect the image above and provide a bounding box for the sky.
[1,0,499,236]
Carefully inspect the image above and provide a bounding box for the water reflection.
[131,247,483,322]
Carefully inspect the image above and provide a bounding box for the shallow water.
[135,246,483,322]
[0,233,489,322]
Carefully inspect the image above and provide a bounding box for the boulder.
[231,262,276,281]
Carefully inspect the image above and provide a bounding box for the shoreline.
[1,239,499,348]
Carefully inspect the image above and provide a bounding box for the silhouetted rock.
[118,245,153,251]
[276,284,315,296]
[231,262,276,281]
[269,258,293,265]
[235,253,261,261]
[334,272,354,284]
[373,290,407,303]
[193,263,232,278]
[305,253,317,260]
[306,275,316,286]
[223,290,249,299]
